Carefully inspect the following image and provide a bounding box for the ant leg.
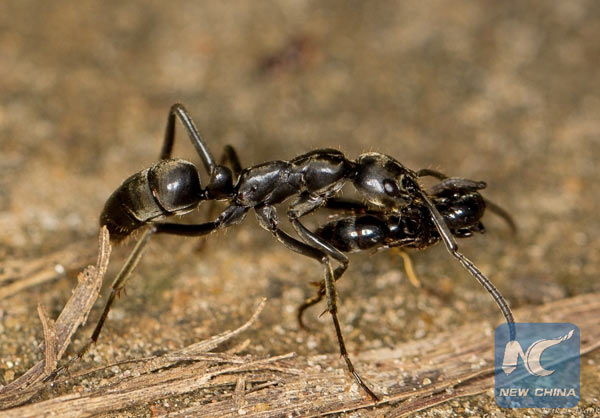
[285,202,379,400]
[290,214,350,322]
[77,205,247,359]
[300,249,423,325]
[394,249,421,288]
[297,289,324,329]
[254,206,377,401]
[417,169,516,337]
[254,204,348,281]
[280,240,376,400]
[254,204,341,329]
[417,168,447,179]
[482,199,517,233]
[287,193,352,327]
[221,144,242,178]
[77,227,155,358]
[323,197,372,214]
[414,176,517,339]
[297,263,351,330]
[446,247,516,341]
[428,178,486,194]
[160,103,216,174]
[287,194,348,266]
[415,179,517,339]
[289,216,356,329]
[48,226,156,378]
[321,248,378,401]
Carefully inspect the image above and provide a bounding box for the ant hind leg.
[161,103,216,174]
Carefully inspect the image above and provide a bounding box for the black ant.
[60,104,514,401]
[301,177,516,337]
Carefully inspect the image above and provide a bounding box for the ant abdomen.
[100,159,203,241]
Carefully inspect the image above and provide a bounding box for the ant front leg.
[254,205,378,401]
[413,183,517,340]
[445,247,516,341]
[285,196,379,401]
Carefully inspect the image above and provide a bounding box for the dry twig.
[36,303,58,376]
[0,290,597,417]
[0,227,111,408]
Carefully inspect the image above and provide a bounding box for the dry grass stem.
[0,227,111,408]
[0,290,597,417]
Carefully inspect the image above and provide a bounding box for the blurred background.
[0,0,598,415]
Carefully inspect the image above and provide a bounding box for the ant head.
[433,186,486,231]
[352,153,419,209]
[205,165,235,200]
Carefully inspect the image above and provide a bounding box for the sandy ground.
[1,1,599,416]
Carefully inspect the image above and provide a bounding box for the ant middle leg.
[296,247,422,329]
[286,194,351,327]
[323,197,372,214]
[296,264,348,330]
[286,201,379,400]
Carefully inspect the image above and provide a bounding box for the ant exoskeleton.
[301,177,516,338]
[62,104,514,401]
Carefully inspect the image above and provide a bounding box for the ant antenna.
[417,188,516,341]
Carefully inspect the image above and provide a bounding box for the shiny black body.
[66,104,515,402]
[317,185,487,253]
[100,159,204,241]
[297,181,513,339]
[101,146,418,243]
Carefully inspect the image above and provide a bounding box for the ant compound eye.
[383,179,401,197]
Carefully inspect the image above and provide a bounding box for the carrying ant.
[57,104,514,401]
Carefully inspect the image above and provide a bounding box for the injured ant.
[302,177,516,338]
[57,104,514,401]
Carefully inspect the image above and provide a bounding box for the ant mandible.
[69,104,514,401]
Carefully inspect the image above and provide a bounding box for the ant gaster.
[68,104,514,401]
